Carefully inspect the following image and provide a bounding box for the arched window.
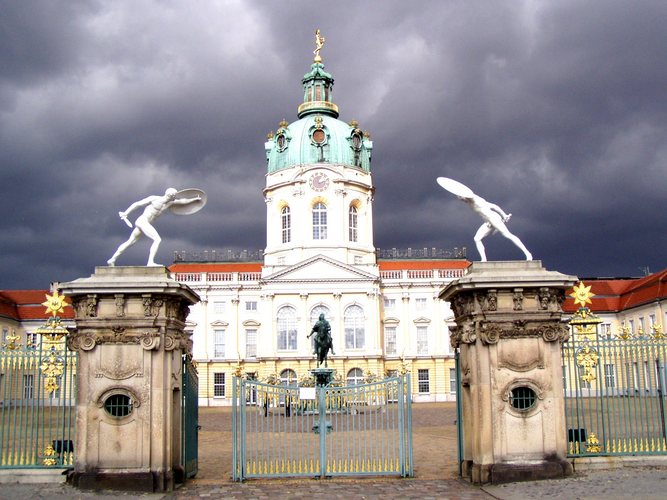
[277,306,297,351]
[347,367,364,385]
[310,305,331,352]
[281,206,291,243]
[348,205,358,242]
[280,369,298,386]
[313,202,327,240]
[344,305,365,349]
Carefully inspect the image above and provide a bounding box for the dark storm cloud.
[1,0,665,289]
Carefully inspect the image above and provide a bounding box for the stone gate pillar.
[439,261,576,484]
[60,266,199,492]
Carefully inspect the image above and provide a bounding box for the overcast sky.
[1,0,665,290]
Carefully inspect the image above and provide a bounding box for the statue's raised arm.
[107,187,207,267]
[437,177,532,262]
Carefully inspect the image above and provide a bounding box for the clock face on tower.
[309,172,330,192]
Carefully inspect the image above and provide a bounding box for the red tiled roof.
[0,290,75,320]
[562,269,667,313]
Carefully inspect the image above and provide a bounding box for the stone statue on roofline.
[107,188,207,267]
[437,177,532,262]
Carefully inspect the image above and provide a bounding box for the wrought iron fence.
[232,375,413,480]
[562,330,667,456]
[0,337,76,468]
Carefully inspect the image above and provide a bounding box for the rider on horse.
[307,313,335,367]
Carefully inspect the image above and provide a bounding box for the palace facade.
[169,44,469,405]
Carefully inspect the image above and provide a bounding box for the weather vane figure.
[313,29,325,62]
[437,177,532,262]
[107,187,206,267]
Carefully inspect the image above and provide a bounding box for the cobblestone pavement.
[2,404,667,499]
[3,468,667,500]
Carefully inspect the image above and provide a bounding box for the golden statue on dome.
[314,29,325,63]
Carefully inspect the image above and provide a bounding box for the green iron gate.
[181,354,199,478]
[232,375,413,480]
[563,329,667,456]
[0,335,76,468]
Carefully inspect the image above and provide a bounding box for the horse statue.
[307,313,335,367]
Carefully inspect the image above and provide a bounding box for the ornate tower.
[262,31,376,275]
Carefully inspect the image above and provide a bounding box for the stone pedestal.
[439,261,576,484]
[60,267,199,492]
[311,368,334,386]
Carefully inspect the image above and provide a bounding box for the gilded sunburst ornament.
[570,282,594,308]
[42,291,69,317]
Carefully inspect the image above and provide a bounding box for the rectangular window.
[23,374,34,398]
[577,365,591,389]
[353,255,362,265]
[1,328,7,344]
[278,312,298,351]
[245,301,257,312]
[417,326,428,355]
[213,372,225,397]
[213,301,225,314]
[26,332,38,349]
[384,326,397,355]
[449,367,457,393]
[601,323,611,337]
[50,376,62,399]
[628,319,634,334]
[348,207,358,242]
[246,329,257,358]
[604,364,616,388]
[638,317,645,335]
[415,298,427,311]
[418,369,430,393]
[213,329,225,358]
[312,204,327,240]
[282,207,291,243]
[383,298,395,310]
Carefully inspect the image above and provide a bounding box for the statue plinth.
[439,261,576,484]
[60,266,199,492]
[310,368,335,435]
[310,368,334,386]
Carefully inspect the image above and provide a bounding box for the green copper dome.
[265,55,372,173]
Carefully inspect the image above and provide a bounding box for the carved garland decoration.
[451,321,570,347]
[67,328,177,351]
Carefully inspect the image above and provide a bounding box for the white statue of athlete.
[107,188,201,267]
[437,177,532,262]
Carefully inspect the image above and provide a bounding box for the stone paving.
[1,403,667,499]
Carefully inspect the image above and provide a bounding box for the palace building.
[169,43,469,405]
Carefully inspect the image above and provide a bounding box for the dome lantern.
[297,29,339,119]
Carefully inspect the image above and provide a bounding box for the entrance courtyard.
[196,402,459,483]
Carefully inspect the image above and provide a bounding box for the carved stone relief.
[114,294,125,317]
